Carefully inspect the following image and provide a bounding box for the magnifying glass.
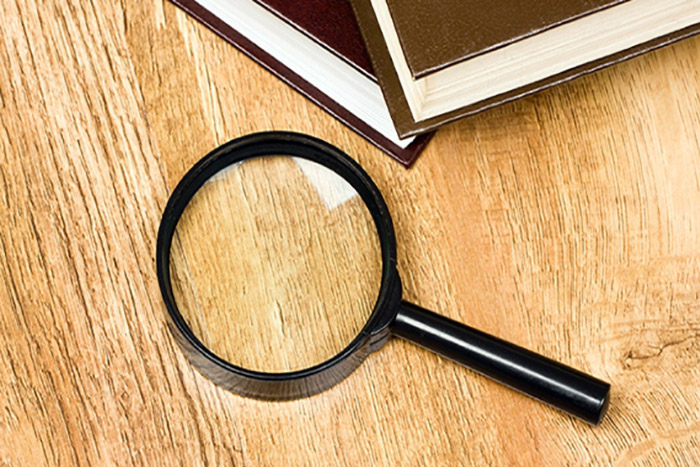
[157,132,610,425]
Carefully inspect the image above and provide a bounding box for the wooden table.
[2,1,699,465]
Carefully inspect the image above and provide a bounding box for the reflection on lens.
[169,156,382,373]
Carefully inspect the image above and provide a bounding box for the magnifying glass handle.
[393,301,610,425]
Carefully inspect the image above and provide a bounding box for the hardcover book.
[350,0,700,137]
[169,0,433,166]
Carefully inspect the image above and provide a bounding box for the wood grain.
[1,0,699,464]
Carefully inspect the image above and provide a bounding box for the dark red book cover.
[258,0,374,76]
[169,0,433,166]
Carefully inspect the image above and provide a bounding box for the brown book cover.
[169,0,433,166]
[351,0,700,137]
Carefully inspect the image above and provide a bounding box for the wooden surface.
[1,0,699,464]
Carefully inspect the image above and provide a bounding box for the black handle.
[393,301,610,425]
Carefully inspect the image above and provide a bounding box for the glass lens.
[169,156,382,373]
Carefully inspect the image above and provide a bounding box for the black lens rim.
[156,132,402,399]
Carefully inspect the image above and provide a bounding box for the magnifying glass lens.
[169,155,382,373]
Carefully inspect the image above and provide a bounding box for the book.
[350,0,700,137]
[169,0,433,166]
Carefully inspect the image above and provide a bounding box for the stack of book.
[172,0,700,165]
